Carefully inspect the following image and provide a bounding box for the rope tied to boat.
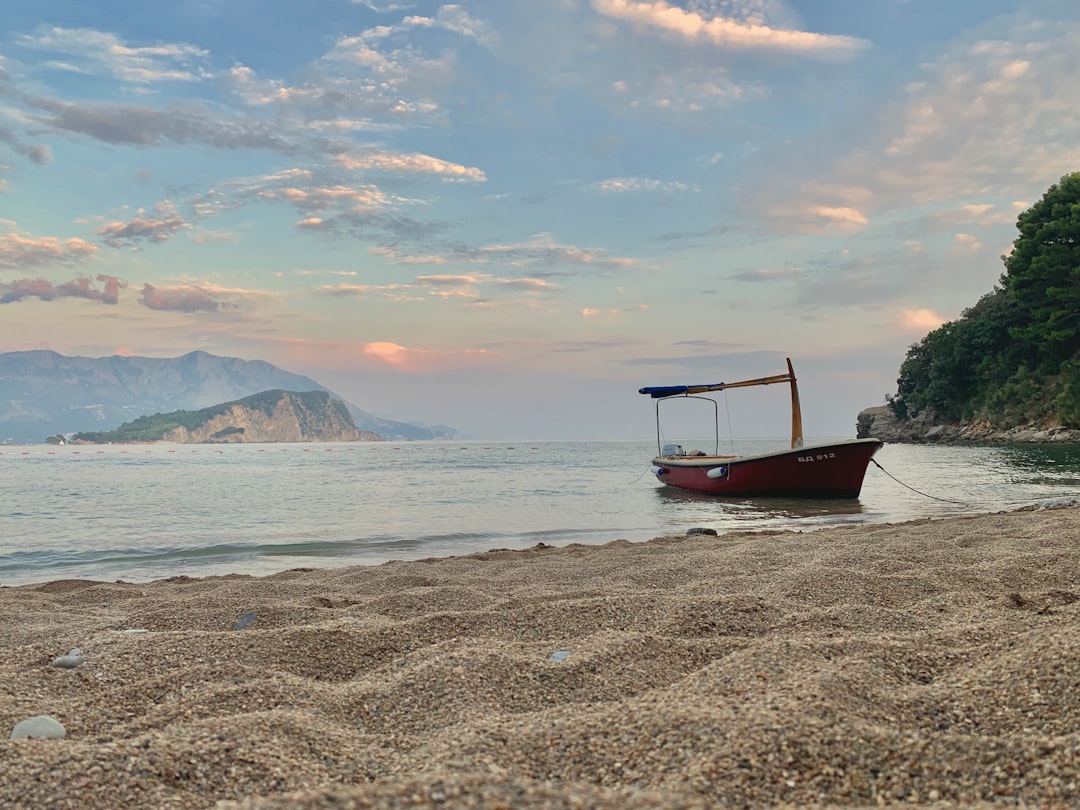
[870,457,967,504]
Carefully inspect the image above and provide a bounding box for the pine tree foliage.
[889,172,1080,428]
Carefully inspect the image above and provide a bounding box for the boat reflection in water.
[653,485,870,533]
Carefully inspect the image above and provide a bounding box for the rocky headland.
[857,405,1080,444]
[72,390,382,444]
[160,391,381,444]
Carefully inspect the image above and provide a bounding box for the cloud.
[729,267,804,282]
[276,183,404,212]
[414,273,558,298]
[315,8,497,119]
[188,169,415,226]
[593,0,869,57]
[315,282,406,298]
[314,271,558,302]
[0,273,123,304]
[221,64,441,124]
[412,273,484,297]
[893,307,947,334]
[805,11,1080,216]
[0,127,52,165]
[97,206,190,246]
[23,95,298,151]
[809,205,869,231]
[403,6,496,46]
[139,283,221,312]
[584,177,699,193]
[765,201,871,234]
[372,233,638,270]
[186,168,457,247]
[18,27,209,83]
[187,229,238,245]
[269,335,493,375]
[495,277,557,291]
[363,340,489,372]
[737,10,1080,244]
[333,150,486,182]
[580,305,644,318]
[951,232,982,252]
[0,231,98,269]
[58,273,124,304]
[0,278,60,303]
[351,1,415,11]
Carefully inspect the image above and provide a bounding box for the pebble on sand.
[10,715,67,740]
[52,648,85,668]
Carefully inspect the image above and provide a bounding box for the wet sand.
[2,505,1079,808]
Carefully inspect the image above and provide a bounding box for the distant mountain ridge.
[0,350,453,443]
[69,390,382,444]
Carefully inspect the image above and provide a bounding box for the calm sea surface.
[3,439,1080,586]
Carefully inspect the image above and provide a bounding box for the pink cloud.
[594,0,868,56]
[0,273,123,304]
[894,308,946,333]
[140,283,220,312]
[0,232,97,269]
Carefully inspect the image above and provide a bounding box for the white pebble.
[10,715,66,740]
[52,648,85,669]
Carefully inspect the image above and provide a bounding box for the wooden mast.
[787,357,803,448]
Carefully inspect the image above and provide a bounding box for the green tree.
[891,286,1023,421]
[1004,171,1080,371]
[889,172,1080,429]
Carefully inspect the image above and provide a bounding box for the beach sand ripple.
[2,506,1079,808]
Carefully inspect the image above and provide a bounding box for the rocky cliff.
[163,391,381,444]
[857,405,1080,444]
[74,390,382,444]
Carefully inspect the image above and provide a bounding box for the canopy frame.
[640,358,803,451]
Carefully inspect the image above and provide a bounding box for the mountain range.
[0,350,454,443]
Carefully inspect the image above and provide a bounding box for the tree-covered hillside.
[888,172,1080,428]
[67,390,343,443]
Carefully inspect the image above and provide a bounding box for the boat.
[639,358,883,498]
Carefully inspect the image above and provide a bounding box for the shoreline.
[3,506,1080,808]
[857,405,1080,445]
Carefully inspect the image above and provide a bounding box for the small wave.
[0,534,434,575]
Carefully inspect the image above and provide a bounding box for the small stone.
[548,650,571,662]
[52,648,85,669]
[687,527,718,536]
[10,715,66,740]
[233,611,258,630]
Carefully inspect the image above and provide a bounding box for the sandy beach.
[2,505,1079,809]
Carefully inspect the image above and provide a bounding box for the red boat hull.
[650,438,883,498]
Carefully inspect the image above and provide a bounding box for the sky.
[2,0,1079,441]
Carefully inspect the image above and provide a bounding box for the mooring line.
[870,458,968,504]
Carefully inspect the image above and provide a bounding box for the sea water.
[2,439,1079,586]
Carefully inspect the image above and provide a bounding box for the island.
[58,390,383,444]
